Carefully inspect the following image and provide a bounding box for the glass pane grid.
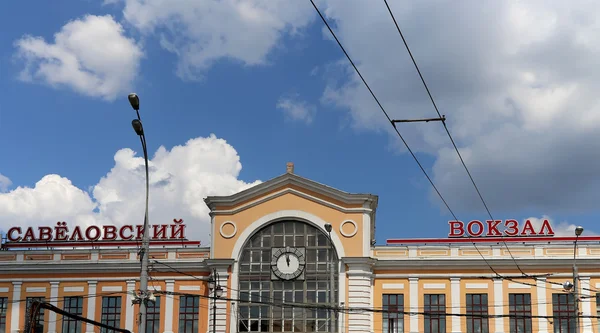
[100,296,122,333]
[62,296,83,333]
[179,295,199,333]
[552,294,575,333]
[424,294,445,333]
[383,294,404,333]
[26,297,45,333]
[0,297,7,333]
[466,294,488,333]
[509,293,532,333]
[238,221,339,333]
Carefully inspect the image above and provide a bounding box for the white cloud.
[115,0,315,80]
[0,174,13,193]
[315,0,600,213]
[276,94,316,124]
[14,15,143,101]
[0,135,260,245]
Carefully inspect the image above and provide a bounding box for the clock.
[271,247,306,281]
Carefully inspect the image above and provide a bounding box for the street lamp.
[324,223,336,333]
[127,93,151,333]
[209,269,224,333]
[565,226,584,333]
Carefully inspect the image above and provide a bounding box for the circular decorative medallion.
[339,220,358,238]
[219,221,237,239]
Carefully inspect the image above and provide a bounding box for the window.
[383,294,404,333]
[509,294,532,333]
[146,296,161,333]
[100,296,122,333]
[424,294,446,333]
[596,294,600,333]
[62,296,84,333]
[552,294,575,333]
[26,297,45,333]
[0,297,7,333]
[237,221,339,333]
[466,294,488,333]
[179,295,199,333]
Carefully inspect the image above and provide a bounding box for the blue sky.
[1,0,599,245]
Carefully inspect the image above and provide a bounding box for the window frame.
[100,296,122,333]
[382,294,404,333]
[25,297,46,333]
[508,293,532,333]
[465,293,489,333]
[552,293,576,333]
[178,295,200,333]
[146,296,161,333]
[62,296,84,333]
[423,294,446,333]
[0,297,7,333]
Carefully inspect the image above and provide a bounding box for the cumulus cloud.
[525,216,593,236]
[315,0,600,214]
[14,15,143,101]
[0,174,13,193]
[115,0,315,80]
[0,135,260,245]
[276,94,316,124]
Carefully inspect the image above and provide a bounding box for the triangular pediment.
[204,172,378,214]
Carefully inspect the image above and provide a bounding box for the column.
[536,277,548,333]
[580,276,593,333]
[86,281,97,333]
[345,260,374,333]
[48,282,60,333]
[450,278,461,333]
[10,282,22,333]
[409,278,419,333]
[125,280,136,332]
[493,279,504,333]
[164,280,175,333]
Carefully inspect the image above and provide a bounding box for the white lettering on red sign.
[6,219,186,243]
[448,219,555,238]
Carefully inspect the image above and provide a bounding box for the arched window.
[237,220,339,333]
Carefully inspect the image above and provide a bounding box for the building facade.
[1,163,600,333]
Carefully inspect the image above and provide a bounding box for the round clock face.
[271,247,306,281]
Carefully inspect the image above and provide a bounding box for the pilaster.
[342,257,376,333]
[493,279,504,333]
[206,259,234,333]
[11,281,22,333]
[536,277,548,333]
[164,280,175,333]
[86,281,97,333]
[409,278,419,333]
[47,282,60,333]
[450,278,461,333]
[580,276,593,333]
[125,280,136,332]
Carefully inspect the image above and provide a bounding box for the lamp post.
[324,223,336,333]
[208,269,224,333]
[573,226,583,333]
[127,93,151,333]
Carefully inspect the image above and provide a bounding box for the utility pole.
[324,223,336,333]
[127,93,151,333]
[573,226,584,333]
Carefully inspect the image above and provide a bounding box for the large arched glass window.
[238,220,339,333]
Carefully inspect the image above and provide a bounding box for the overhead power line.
[307,0,507,279]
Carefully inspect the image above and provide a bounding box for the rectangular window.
[179,296,200,333]
[552,293,575,333]
[26,297,45,333]
[383,294,404,333]
[509,293,532,333]
[424,294,446,333]
[0,297,7,333]
[596,294,600,333]
[62,296,84,333]
[100,296,122,333]
[466,294,489,333]
[146,296,161,333]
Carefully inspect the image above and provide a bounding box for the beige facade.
[1,164,599,333]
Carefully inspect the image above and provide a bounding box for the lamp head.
[563,281,574,291]
[216,286,224,298]
[575,226,584,237]
[132,119,144,136]
[128,93,140,111]
[324,223,332,233]
[207,276,215,290]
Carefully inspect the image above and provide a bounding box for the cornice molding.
[204,173,378,212]
[374,258,600,271]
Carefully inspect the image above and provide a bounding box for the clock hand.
[286,253,290,266]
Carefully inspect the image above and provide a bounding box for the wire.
[381,0,530,277]
[308,0,507,279]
